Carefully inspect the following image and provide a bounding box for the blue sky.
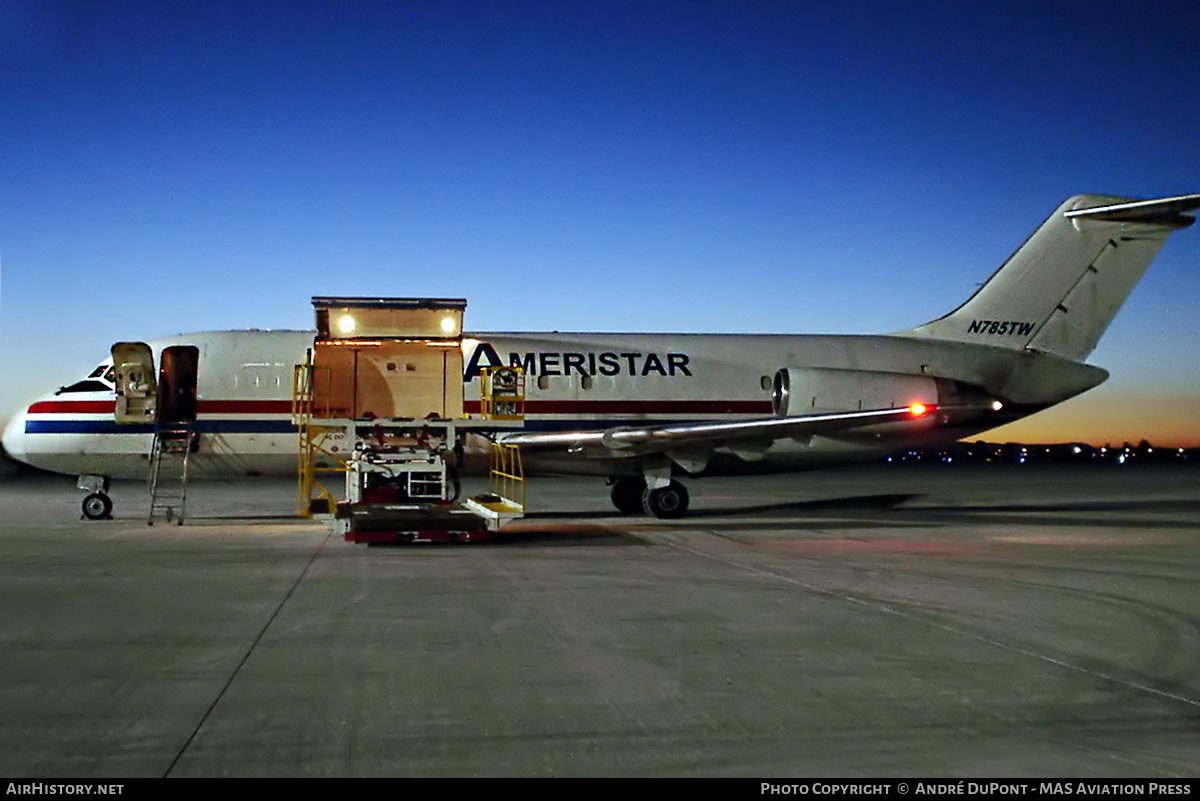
[2,1,1198,443]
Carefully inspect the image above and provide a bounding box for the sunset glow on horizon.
[980,392,1200,449]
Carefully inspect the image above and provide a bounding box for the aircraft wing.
[499,403,989,464]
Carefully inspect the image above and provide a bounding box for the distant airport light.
[337,315,356,335]
[991,400,1004,411]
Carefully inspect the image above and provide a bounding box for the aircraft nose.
[2,409,28,466]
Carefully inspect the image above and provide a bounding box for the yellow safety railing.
[293,360,349,517]
[480,366,525,421]
[291,360,313,424]
[489,442,525,511]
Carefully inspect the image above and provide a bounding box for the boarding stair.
[148,421,195,525]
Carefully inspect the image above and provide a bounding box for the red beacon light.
[908,403,931,416]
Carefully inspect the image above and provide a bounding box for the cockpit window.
[56,365,117,395]
[57,380,113,394]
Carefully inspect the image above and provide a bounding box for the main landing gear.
[608,475,690,519]
[643,480,689,518]
[609,475,646,514]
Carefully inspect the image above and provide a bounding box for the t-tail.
[902,193,1200,362]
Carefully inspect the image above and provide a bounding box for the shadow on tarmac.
[529,490,1200,533]
[362,525,647,548]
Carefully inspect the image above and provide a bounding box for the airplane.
[4,192,1198,521]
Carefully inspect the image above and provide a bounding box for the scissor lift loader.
[293,297,525,543]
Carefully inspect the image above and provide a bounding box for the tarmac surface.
[0,464,1198,777]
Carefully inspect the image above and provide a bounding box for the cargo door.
[111,342,158,424]
[354,342,463,419]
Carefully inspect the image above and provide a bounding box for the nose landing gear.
[78,475,113,520]
[82,492,113,520]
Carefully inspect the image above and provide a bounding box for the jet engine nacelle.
[771,367,939,417]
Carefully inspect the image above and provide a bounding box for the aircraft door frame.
[158,345,200,424]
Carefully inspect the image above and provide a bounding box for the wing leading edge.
[499,403,996,465]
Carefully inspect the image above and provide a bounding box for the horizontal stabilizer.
[1063,193,1200,226]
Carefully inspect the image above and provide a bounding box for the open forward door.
[111,342,157,424]
[158,345,199,424]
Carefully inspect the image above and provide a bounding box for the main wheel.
[82,492,113,520]
[610,475,647,514]
[642,481,689,519]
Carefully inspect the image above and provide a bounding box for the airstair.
[108,342,201,525]
[148,420,194,525]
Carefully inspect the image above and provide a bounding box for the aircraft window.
[537,375,550,391]
[56,380,113,395]
[580,374,594,391]
[760,375,772,391]
[85,364,117,385]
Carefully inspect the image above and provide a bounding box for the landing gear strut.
[642,480,689,519]
[609,475,647,514]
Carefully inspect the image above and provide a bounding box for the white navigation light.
[991,400,1004,411]
[338,315,356,335]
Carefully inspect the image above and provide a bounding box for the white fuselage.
[2,327,1105,481]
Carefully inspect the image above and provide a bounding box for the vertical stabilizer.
[901,193,1200,362]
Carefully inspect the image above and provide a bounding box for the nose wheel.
[81,492,113,520]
